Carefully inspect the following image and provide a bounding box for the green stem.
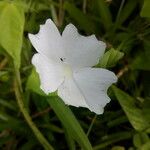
[58,0,64,27]
[113,0,125,31]
[83,0,87,14]
[86,115,97,137]
[49,0,59,26]
[14,66,54,150]
[116,0,125,23]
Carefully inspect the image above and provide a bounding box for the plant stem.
[49,0,59,26]
[116,0,125,24]
[58,0,64,27]
[83,0,87,14]
[0,57,8,70]
[113,0,125,32]
[86,115,97,137]
[14,67,54,150]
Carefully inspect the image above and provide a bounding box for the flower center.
[63,64,73,78]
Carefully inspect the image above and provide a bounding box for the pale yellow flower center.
[63,64,73,78]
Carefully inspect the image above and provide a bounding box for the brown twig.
[117,65,128,78]
[32,107,51,119]
[0,130,9,138]
[58,0,64,27]
[83,0,87,14]
[0,57,8,70]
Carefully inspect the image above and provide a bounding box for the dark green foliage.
[0,0,150,149]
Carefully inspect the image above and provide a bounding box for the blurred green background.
[0,0,150,149]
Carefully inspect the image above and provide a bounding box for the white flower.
[28,19,117,114]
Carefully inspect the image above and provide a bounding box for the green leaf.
[64,127,76,150]
[0,1,25,69]
[141,0,150,18]
[142,98,150,124]
[112,86,150,131]
[98,48,124,68]
[133,133,149,148]
[47,97,92,150]
[141,141,150,150]
[64,2,97,33]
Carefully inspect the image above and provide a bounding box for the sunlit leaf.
[133,133,149,148]
[98,48,124,68]
[0,1,25,69]
[47,97,92,150]
[141,0,150,18]
[112,86,150,131]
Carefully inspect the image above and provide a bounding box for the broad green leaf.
[112,86,150,131]
[47,97,92,150]
[133,133,149,148]
[64,127,76,150]
[64,2,97,33]
[140,0,150,18]
[98,48,124,68]
[142,98,150,124]
[26,69,92,150]
[141,141,150,150]
[0,1,25,69]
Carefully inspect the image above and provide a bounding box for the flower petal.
[74,68,117,114]
[62,24,106,69]
[32,53,64,94]
[58,78,88,107]
[29,19,65,62]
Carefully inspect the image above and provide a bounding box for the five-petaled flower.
[28,19,117,114]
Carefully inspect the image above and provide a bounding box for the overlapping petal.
[32,53,64,94]
[62,24,106,69]
[73,68,117,114]
[58,78,88,107]
[29,19,65,62]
